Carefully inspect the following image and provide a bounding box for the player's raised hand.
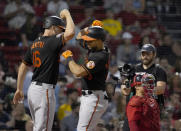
[92,20,103,27]
[13,90,24,104]
[60,9,70,19]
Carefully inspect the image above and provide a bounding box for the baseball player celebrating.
[127,73,160,131]
[62,25,109,131]
[13,9,75,131]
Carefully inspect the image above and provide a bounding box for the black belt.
[82,90,93,96]
[82,90,109,100]
[35,81,42,86]
[34,81,55,88]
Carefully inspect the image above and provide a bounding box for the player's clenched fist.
[62,50,73,59]
[92,20,103,27]
[60,9,70,19]
[13,90,24,104]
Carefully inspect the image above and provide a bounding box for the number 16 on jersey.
[33,51,41,67]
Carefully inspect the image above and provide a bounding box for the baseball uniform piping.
[86,95,100,131]
[46,90,49,131]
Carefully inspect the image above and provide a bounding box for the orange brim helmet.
[81,26,106,41]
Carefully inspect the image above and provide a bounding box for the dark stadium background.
[0,0,181,130]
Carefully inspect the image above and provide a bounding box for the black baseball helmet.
[141,44,156,53]
[81,26,106,41]
[43,16,66,30]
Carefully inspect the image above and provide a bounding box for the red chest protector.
[127,96,160,131]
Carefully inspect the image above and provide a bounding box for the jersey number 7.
[33,51,41,67]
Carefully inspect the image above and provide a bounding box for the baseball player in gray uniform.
[62,25,109,131]
[13,9,75,131]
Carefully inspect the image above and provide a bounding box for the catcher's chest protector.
[127,96,160,131]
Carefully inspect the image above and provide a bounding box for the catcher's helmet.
[132,73,156,97]
[132,73,155,89]
[141,44,156,53]
[43,16,66,29]
[81,26,106,41]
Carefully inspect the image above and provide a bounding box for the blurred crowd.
[0,0,181,131]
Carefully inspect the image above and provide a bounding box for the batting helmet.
[141,44,156,53]
[81,26,106,41]
[43,16,66,29]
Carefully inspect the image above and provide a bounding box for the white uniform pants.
[28,82,56,131]
[77,90,108,131]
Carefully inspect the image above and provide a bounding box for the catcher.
[126,73,160,131]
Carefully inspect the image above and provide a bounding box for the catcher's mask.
[81,26,106,42]
[131,73,156,97]
[43,16,66,31]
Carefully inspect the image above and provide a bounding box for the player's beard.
[142,57,154,66]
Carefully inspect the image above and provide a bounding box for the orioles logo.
[86,61,95,69]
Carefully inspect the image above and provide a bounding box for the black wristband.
[67,56,73,63]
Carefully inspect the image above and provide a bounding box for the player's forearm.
[155,86,165,95]
[68,60,87,77]
[156,81,166,95]
[63,12,75,40]
[17,63,28,91]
